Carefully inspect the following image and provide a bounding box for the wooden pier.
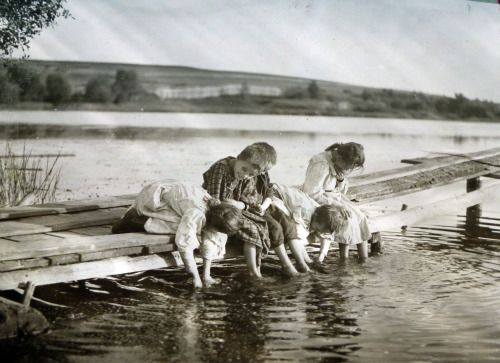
[1,147,500,337]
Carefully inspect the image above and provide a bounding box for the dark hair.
[325,142,365,169]
[311,205,346,234]
[237,142,277,172]
[205,204,245,235]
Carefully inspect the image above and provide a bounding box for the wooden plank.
[351,155,500,203]
[0,233,175,261]
[79,246,146,262]
[47,254,80,266]
[45,231,88,238]
[146,243,177,254]
[0,254,184,290]
[0,258,49,272]
[368,182,500,232]
[6,233,64,243]
[0,221,52,237]
[484,172,500,180]
[70,226,112,236]
[0,195,134,220]
[350,147,500,188]
[0,208,124,238]
[400,147,500,165]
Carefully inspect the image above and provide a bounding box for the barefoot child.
[302,142,371,259]
[202,142,306,277]
[112,179,246,287]
[273,183,357,262]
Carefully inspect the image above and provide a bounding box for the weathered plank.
[0,258,49,272]
[400,147,500,165]
[351,154,500,203]
[0,253,183,290]
[70,226,113,236]
[0,208,124,238]
[6,233,65,243]
[351,146,500,188]
[0,233,175,261]
[368,182,500,232]
[47,254,80,266]
[0,195,134,220]
[79,246,146,262]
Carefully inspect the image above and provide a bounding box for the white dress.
[301,152,371,245]
[131,179,227,259]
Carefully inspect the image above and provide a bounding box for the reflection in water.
[1,210,500,362]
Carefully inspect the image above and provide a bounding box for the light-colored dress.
[302,152,371,245]
[131,179,227,259]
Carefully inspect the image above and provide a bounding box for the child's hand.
[331,201,351,219]
[338,206,351,219]
[222,199,245,210]
[247,205,264,216]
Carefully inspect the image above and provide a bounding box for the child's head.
[325,142,365,173]
[234,142,277,179]
[204,204,245,235]
[310,205,347,235]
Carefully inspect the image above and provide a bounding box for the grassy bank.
[1,59,500,122]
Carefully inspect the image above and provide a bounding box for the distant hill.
[1,59,499,121]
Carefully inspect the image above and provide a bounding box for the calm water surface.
[1,112,499,362]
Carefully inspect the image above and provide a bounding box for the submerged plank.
[368,182,500,232]
[0,233,175,261]
[0,253,183,290]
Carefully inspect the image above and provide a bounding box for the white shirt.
[302,151,349,205]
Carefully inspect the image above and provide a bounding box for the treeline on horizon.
[1,60,499,121]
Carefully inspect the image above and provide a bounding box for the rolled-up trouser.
[261,204,299,248]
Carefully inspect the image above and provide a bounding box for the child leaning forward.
[274,183,365,261]
[111,179,262,288]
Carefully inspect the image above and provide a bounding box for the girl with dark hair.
[302,142,371,259]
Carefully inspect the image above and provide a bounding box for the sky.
[16,0,500,102]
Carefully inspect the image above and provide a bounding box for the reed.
[0,141,61,207]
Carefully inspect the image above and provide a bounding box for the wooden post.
[465,177,482,236]
[401,204,408,231]
[369,232,382,254]
[22,281,36,307]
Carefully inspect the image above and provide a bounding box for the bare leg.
[202,258,221,287]
[179,251,202,288]
[316,238,332,263]
[244,243,262,278]
[302,247,313,264]
[338,244,349,259]
[274,244,299,276]
[288,239,310,272]
[356,241,368,259]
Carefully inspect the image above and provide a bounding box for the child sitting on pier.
[111,179,264,288]
[273,183,359,262]
[302,142,371,259]
[202,142,309,277]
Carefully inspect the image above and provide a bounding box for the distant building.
[338,101,352,111]
[155,83,282,99]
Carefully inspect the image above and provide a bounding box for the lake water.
[1,111,500,362]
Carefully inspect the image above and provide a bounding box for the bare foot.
[297,263,311,273]
[281,267,300,277]
[193,278,203,288]
[203,277,221,287]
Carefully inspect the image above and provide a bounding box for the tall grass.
[0,141,61,207]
